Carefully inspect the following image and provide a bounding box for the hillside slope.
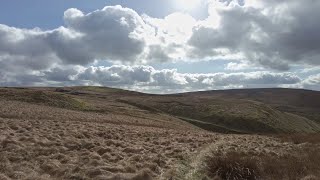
[1,87,319,134]
[1,87,320,179]
[185,88,320,124]
[120,94,320,134]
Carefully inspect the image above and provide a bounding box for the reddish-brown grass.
[203,148,320,180]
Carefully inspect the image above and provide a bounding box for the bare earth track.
[0,87,320,179]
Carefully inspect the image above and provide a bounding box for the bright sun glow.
[175,0,202,10]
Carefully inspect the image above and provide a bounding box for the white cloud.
[303,74,320,85]
[0,5,150,71]
[189,0,320,70]
[0,52,309,93]
[1,2,320,71]
[1,64,301,92]
[280,73,320,91]
[60,5,148,63]
[0,2,320,91]
[70,65,303,92]
[225,61,262,71]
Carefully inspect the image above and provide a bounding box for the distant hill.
[184,88,320,125]
[1,87,320,134]
[119,88,320,134]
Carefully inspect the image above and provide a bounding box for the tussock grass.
[202,149,320,180]
[0,111,212,179]
[276,133,320,144]
[204,152,260,180]
[1,87,320,179]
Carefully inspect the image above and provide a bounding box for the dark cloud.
[147,45,171,62]
[44,67,79,82]
[188,0,320,70]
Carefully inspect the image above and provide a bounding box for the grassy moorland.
[0,87,320,179]
[119,88,320,134]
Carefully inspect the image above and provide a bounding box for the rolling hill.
[99,87,320,134]
[1,87,319,134]
[1,87,320,179]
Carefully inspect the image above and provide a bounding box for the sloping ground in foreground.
[169,134,320,179]
[0,87,320,179]
[0,100,212,179]
[0,102,318,179]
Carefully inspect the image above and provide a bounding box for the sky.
[0,0,320,93]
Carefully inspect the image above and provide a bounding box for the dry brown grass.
[1,87,320,179]
[204,152,260,180]
[202,148,320,180]
[0,100,215,179]
[119,95,320,134]
[276,133,320,144]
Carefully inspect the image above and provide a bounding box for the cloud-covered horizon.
[0,0,320,93]
[2,64,319,94]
